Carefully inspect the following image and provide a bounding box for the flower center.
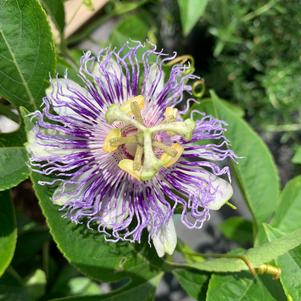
[103,95,196,181]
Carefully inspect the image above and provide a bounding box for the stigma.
[103,95,195,181]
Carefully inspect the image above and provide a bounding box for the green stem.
[265,124,301,132]
[242,0,278,22]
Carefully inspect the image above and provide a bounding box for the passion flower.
[28,42,237,257]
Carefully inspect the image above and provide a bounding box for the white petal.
[152,218,177,258]
[101,198,129,229]
[52,169,93,205]
[204,173,233,210]
[46,79,97,117]
[145,64,164,100]
[26,129,73,159]
[0,115,19,133]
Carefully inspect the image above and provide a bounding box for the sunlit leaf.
[40,0,65,34]
[256,224,301,301]
[49,273,162,301]
[206,272,286,301]
[0,0,55,111]
[194,93,280,224]
[177,0,209,36]
[272,176,301,232]
[180,227,301,273]
[292,146,301,164]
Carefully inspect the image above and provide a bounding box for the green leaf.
[109,12,153,49]
[0,147,29,191]
[179,227,301,273]
[272,176,301,232]
[49,274,162,301]
[292,146,301,164]
[177,0,209,36]
[0,0,56,111]
[199,92,280,224]
[13,228,50,267]
[25,269,46,299]
[173,269,208,301]
[30,172,162,284]
[0,112,29,190]
[257,224,301,301]
[0,127,27,147]
[0,191,17,277]
[219,99,245,117]
[0,271,34,301]
[40,0,65,34]
[219,216,253,245]
[206,272,286,301]
[49,265,100,298]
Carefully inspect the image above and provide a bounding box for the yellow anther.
[153,141,178,157]
[130,101,144,124]
[133,144,143,171]
[103,128,121,153]
[160,143,184,168]
[118,159,141,181]
[164,107,178,122]
[120,95,145,115]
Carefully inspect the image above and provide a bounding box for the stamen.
[151,119,196,141]
[153,141,177,157]
[160,143,184,168]
[110,135,137,147]
[106,100,194,180]
[103,128,121,153]
[120,95,145,115]
[118,159,141,181]
[105,104,145,131]
[133,144,143,171]
[162,107,178,124]
[130,101,144,124]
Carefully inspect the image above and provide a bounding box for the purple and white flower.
[27,42,237,257]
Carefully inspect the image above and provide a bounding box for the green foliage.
[173,269,208,300]
[212,93,280,224]
[219,216,253,245]
[181,227,301,273]
[0,147,29,191]
[49,273,162,301]
[40,0,65,34]
[194,93,280,224]
[206,272,286,301]
[109,12,155,48]
[272,176,301,232]
[177,0,209,36]
[0,191,17,277]
[204,0,301,144]
[0,271,34,301]
[0,0,301,300]
[292,147,301,164]
[0,0,56,111]
[256,224,301,301]
[28,157,163,284]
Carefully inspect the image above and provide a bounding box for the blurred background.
[1,0,300,300]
